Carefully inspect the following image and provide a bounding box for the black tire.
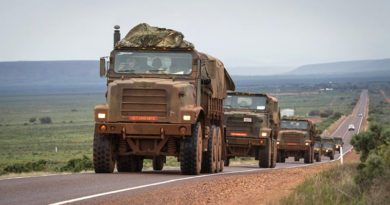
[330,152,335,160]
[294,156,300,162]
[117,156,132,172]
[216,126,223,172]
[202,126,217,173]
[224,157,230,166]
[129,155,143,172]
[315,153,322,162]
[277,150,285,163]
[310,149,314,163]
[259,139,271,168]
[270,140,277,168]
[180,122,203,175]
[304,149,311,164]
[93,132,116,173]
[152,155,165,171]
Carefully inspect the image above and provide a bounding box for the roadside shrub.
[351,124,390,189]
[60,155,93,172]
[332,112,343,119]
[3,160,49,173]
[308,110,320,116]
[29,117,37,123]
[320,109,334,118]
[39,116,52,124]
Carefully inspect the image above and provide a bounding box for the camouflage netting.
[116,23,194,49]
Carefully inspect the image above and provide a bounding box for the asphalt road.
[0,90,368,205]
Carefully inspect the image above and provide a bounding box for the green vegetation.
[281,86,390,205]
[278,90,357,117]
[281,164,362,205]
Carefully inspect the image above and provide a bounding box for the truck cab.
[93,24,235,175]
[223,92,279,168]
[277,118,316,163]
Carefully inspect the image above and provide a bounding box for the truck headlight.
[243,117,252,122]
[336,145,339,148]
[305,142,309,146]
[97,113,106,119]
[276,141,280,145]
[183,115,191,121]
[261,132,268,137]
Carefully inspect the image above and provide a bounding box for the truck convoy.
[277,118,316,164]
[93,24,235,175]
[223,92,280,168]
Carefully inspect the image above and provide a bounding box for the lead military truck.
[277,118,316,163]
[93,24,235,175]
[223,92,280,168]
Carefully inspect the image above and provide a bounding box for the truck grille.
[226,117,254,134]
[121,88,167,117]
[281,133,303,143]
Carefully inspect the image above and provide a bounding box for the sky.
[0,0,389,74]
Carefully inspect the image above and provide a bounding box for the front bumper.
[226,136,268,147]
[277,144,310,151]
[95,122,192,136]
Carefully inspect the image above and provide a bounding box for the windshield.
[322,142,334,148]
[114,51,192,75]
[314,142,322,148]
[224,95,267,110]
[280,120,309,129]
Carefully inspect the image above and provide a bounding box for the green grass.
[280,164,364,205]
[278,90,358,116]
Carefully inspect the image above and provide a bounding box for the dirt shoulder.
[107,151,359,205]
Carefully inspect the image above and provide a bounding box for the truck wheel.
[180,122,203,175]
[130,156,143,172]
[224,157,230,166]
[93,132,115,173]
[304,149,311,164]
[294,156,300,162]
[277,150,285,163]
[315,153,321,162]
[310,149,314,163]
[259,140,271,168]
[152,155,165,171]
[117,156,132,172]
[270,140,277,168]
[201,125,217,173]
[330,153,335,160]
[216,126,223,172]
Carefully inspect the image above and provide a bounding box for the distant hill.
[228,66,293,76]
[1,59,389,96]
[0,60,105,95]
[289,58,390,76]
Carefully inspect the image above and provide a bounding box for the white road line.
[49,163,314,205]
[332,115,350,136]
[0,173,73,181]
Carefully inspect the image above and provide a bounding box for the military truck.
[333,137,344,153]
[277,118,316,163]
[223,92,279,168]
[313,136,322,162]
[321,137,336,160]
[93,23,235,175]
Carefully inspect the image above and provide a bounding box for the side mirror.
[100,57,106,77]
